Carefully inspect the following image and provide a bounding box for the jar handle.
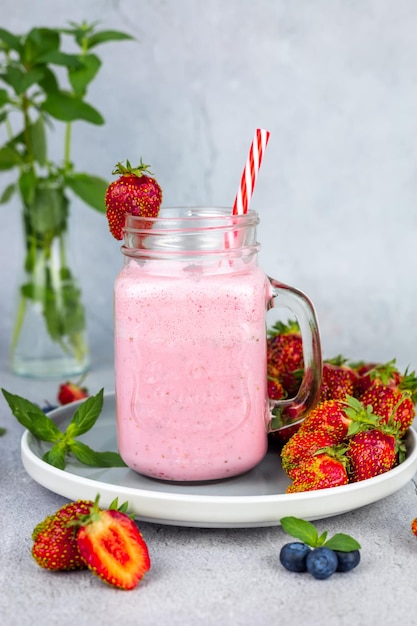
[267,277,322,434]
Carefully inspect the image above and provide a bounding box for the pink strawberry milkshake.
[114,255,271,481]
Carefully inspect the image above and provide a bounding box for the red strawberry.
[267,376,286,400]
[286,452,349,493]
[358,370,417,435]
[57,381,89,405]
[296,399,354,444]
[353,359,401,397]
[105,159,162,240]
[77,496,150,590]
[32,500,94,571]
[345,429,399,482]
[281,428,340,478]
[267,319,303,396]
[319,356,358,401]
[411,518,417,538]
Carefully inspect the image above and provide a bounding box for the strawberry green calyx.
[75,494,132,527]
[325,354,349,367]
[267,319,300,338]
[112,158,154,178]
[398,368,417,403]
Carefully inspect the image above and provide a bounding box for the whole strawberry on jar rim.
[105,159,163,240]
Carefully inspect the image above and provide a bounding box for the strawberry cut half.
[77,499,151,590]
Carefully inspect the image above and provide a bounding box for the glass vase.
[9,180,90,378]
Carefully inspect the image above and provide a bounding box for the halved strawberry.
[76,496,150,590]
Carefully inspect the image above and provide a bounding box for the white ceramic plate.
[21,392,417,528]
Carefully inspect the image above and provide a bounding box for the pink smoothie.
[114,256,271,481]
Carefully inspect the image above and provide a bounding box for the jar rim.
[124,206,259,232]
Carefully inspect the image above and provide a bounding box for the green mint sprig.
[280,516,361,552]
[2,387,126,470]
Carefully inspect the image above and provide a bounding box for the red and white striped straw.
[232,128,270,215]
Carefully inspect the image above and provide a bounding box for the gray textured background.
[1,0,416,375]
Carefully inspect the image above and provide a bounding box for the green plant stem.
[10,296,27,357]
[64,122,72,170]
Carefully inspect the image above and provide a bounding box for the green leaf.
[38,66,59,93]
[280,517,319,547]
[66,388,104,437]
[280,516,362,552]
[18,169,37,207]
[0,66,25,94]
[317,531,328,546]
[22,28,60,65]
[0,145,22,170]
[0,88,10,107]
[2,386,125,470]
[85,30,134,50]
[29,116,47,166]
[24,181,68,234]
[36,50,83,69]
[0,182,16,204]
[41,91,104,125]
[1,388,63,443]
[69,440,127,467]
[43,443,67,470]
[65,172,107,212]
[324,533,361,552]
[17,67,46,94]
[68,54,101,96]
[25,411,64,443]
[0,27,22,53]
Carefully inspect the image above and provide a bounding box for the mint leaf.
[2,387,126,470]
[316,531,328,546]
[69,440,127,467]
[324,533,361,552]
[65,172,107,212]
[43,442,67,470]
[280,516,361,552]
[280,517,319,547]
[41,92,104,125]
[2,388,62,442]
[66,388,104,437]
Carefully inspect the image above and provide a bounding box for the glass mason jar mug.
[114,207,322,481]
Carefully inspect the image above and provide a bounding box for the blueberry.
[41,402,58,413]
[335,549,361,572]
[306,547,338,579]
[279,542,311,572]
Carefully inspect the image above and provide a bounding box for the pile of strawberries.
[31,495,150,590]
[267,320,417,493]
